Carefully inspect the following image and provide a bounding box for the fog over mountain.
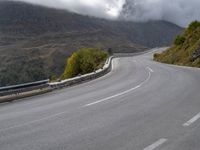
[6,0,200,27]
[7,0,125,19]
[120,0,200,27]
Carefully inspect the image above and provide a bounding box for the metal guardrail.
[0,79,49,96]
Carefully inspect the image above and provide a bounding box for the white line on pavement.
[143,138,167,150]
[147,67,154,73]
[183,112,200,127]
[84,85,141,107]
[84,67,152,107]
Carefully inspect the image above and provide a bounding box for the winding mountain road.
[0,48,200,150]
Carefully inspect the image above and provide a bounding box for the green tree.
[188,21,200,32]
[174,35,185,45]
[61,48,108,80]
[61,52,80,79]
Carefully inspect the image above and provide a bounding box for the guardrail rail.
[0,80,49,95]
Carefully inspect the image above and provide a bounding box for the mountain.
[0,1,183,86]
[154,21,200,67]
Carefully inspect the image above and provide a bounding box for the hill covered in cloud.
[7,0,200,27]
[120,0,200,27]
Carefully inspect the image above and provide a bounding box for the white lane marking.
[84,67,152,107]
[147,67,154,73]
[183,112,200,127]
[143,138,167,150]
[84,85,141,107]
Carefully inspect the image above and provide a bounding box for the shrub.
[153,53,160,59]
[61,52,81,79]
[61,48,108,80]
[188,21,200,32]
[174,35,185,45]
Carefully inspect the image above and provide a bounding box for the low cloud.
[120,0,200,27]
[11,0,125,19]
[9,0,200,27]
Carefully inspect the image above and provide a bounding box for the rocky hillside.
[0,1,183,86]
[154,21,200,67]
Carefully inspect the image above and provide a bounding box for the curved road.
[1,48,200,150]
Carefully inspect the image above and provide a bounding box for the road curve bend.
[0,48,200,150]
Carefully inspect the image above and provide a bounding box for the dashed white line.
[147,67,154,73]
[183,112,200,127]
[84,67,152,107]
[84,85,141,107]
[143,138,167,150]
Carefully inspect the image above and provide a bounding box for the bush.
[174,35,185,45]
[188,21,200,32]
[153,53,160,59]
[61,48,108,79]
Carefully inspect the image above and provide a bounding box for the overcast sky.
[11,0,200,27]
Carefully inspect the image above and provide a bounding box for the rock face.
[0,1,183,86]
[191,48,200,61]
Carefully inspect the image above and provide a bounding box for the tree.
[61,52,80,79]
[188,21,200,32]
[61,48,108,80]
[174,35,185,45]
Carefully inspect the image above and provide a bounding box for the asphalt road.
[1,48,200,150]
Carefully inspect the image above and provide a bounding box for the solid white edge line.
[183,112,200,127]
[143,138,167,150]
[84,66,152,107]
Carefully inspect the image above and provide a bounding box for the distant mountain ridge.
[0,1,183,86]
[0,1,182,47]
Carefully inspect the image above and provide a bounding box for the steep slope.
[0,1,183,86]
[154,21,200,67]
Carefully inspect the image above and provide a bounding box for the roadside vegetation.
[154,21,200,67]
[61,48,108,80]
[0,59,47,87]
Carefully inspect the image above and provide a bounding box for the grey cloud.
[120,0,200,27]
[11,0,125,19]
[8,0,200,27]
